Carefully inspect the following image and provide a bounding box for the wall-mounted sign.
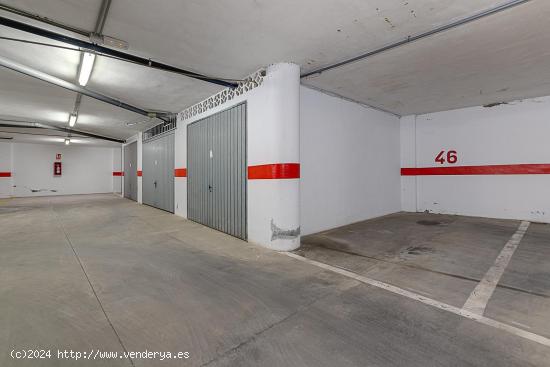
[56,153,62,160]
[54,162,62,176]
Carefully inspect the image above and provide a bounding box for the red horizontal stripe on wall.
[137,170,143,177]
[401,164,550,176]
[248,163,300,180]
[112,171,124,177]
[175,168,187,177]
[0,172,11,177]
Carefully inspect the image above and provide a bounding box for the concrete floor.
[1,195,549,366]
[298,212,550,338]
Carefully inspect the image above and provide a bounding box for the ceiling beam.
[0,54,169,121]
[0,15,239,89]
[0,120,125,143]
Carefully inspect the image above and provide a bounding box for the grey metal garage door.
[187,103,247,240]
[123,142,138,201]
[142,133,175,213]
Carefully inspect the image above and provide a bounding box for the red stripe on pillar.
[112,171,124,176]
[175,168,187,177]
[401,164,550,176]
[248,163,300,180]
[0,172,11,177]
[137,170,143,177]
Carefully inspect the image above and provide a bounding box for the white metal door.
[187,103,247,239]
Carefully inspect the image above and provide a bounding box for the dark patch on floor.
[417,220,441,226]
[483,101,508,108]
[403,246,434,255]
[0,206,35,214]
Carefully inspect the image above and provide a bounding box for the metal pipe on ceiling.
[0,15,239,88]
[0,129,89,139]
[0,35,245,83]
[301,0,533,78]
[72,93,82,115]
[94,0,112,35]
[70,0,112,127]
[0,54,168,120]
[0,120,125,143]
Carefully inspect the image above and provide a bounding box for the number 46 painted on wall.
[435,150,458,165]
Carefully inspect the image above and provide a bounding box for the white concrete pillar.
[400,115,417,212]
[0,142,13,198]
[248,63,301,251]
[174,113,187,218]
[137,132,143,204]
[112,147,122,195]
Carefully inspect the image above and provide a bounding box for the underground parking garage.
[1,0,550,366]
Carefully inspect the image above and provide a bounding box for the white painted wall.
[174,114,187,218]
[137,132,143,204]
[0,142,13,198]
[401,96,550,223]
[11,142,114,197]
[400,115,417,212]
[300,87,401,235]
[112,147,122,194]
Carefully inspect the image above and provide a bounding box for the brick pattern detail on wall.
[179,69,265,120]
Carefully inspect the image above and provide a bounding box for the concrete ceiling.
[303,0,550,115]
[0,0,547,144]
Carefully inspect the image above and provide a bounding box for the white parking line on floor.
[462,221,530,315]
[284,252,550,348]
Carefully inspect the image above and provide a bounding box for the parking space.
[298,212,550,338]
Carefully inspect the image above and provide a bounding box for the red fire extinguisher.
[54,162,62,176]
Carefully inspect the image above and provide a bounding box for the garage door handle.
[208,185,213,192]
[154,181,157,188]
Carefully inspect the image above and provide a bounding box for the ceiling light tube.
[68,113,77,127]
[78,52,95,86]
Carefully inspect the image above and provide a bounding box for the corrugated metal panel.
[187,103,247,240]
[188,119,207,224]
[123,142,137,201]
[142,133,175,213]
[142,139,155,207]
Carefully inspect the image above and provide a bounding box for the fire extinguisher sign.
[56,153,62,160]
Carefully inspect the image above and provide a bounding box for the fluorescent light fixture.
[69,113,77,127]
[65,138,70,145]
[78,52,96,86]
